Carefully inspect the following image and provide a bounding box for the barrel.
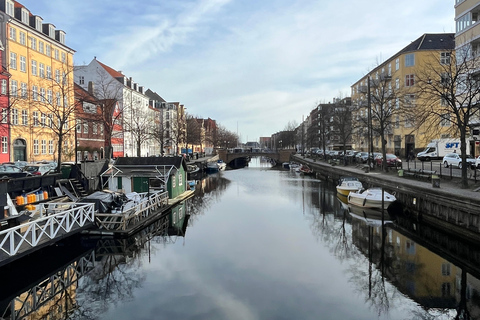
[16,196,24,205]
[43,191,48,200]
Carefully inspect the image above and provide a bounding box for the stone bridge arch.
[217,149,295,165]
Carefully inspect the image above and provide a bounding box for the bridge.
[217,149,295,165]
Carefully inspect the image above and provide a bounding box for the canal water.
[1,158,479,319]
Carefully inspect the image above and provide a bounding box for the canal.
[1,158,479,319]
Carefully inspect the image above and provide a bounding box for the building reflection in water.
[308,182,480,319]
[0,200,192,320]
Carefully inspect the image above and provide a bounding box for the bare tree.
[185,114,202,155]
[414,48,480,188]
[354,72,402,172]
[215,124,238,149]
[32,63,77,171]
[122,102,155,157]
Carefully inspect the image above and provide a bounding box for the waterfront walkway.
[292,155,480,203]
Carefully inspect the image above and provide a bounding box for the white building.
[75,58,155,157]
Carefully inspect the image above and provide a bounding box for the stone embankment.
[292,155,480,243]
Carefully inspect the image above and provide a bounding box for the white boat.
[336,177,363,196]
[206,162,220,173]
[347,188,396,210]
[217,160,227,171]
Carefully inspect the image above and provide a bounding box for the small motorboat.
[347,188,396,210]
[297,164,313,175]
[336,177,363,196]
[217,160,227,171]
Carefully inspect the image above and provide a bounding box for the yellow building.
[351,33,455,158]
[1,0,75,163]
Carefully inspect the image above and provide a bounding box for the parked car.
[476,155,480,169]
[442,153,476,169]
[2,161,28,169]
[0,164,32,178]
[375,153,402,167]
[355,152,369,163]
[23,164,53,176]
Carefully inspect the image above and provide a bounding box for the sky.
[20,0,455,143]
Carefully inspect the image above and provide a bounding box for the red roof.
[96,60,124,78]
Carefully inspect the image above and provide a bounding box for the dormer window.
[55,30,65,44]
[21,8,29,24]
[35,17,43,31]
[49,25,55,38]
[6,0,14,16]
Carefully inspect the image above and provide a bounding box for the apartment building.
[0,39,9,163]
[455,0,480,156]
[351,33,455,157]
[1,0,75,163]
[75,58,154,157]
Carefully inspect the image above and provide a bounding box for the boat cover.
[78,191,128,213]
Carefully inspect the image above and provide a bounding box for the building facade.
[75,58,154,158]
[351,33,455,157]
[1,0,76,163]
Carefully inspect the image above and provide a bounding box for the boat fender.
[362,198,367,207]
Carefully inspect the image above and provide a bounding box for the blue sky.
[21,0,455,142]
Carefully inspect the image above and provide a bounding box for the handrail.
[0,203,95,257]
[94,191,169,231]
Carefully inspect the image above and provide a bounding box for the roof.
[145,89,166,103]
[96,59,124,78]
[397,33,455,54]
[114,156,187,171]
[74,83,98,104]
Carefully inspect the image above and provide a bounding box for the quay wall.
[292,155,480,243]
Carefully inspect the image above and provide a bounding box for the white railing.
[0,203,95,257]
[94,191,169,231]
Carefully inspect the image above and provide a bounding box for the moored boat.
[336,177,363,196]
[347,188,396,210]
[297,164,313,175]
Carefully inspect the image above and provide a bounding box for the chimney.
[88,81,94,94]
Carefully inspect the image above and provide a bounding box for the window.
[47,90,52,103]
[61,52,66,62]
[83,121,88,133]
[47,114,53,128]
[10,52,17,69]
[1,109,6,123]
[395,78,399,89]
[54,49,59,60]
[20,56,26,72]
[38,41,44,54]
[30,37,37,50]
[1,137,6,153]
[100,124,104,135]
[405,94,415,106]
[395,116,400,128]
[22,110,28,125]
[32,86,38,101]
[441,73,450,86]
[9,27,16,41]
[41,113,46,127]
[46,45,51,57]
[93,123,98,134]
[457,13,471,33]
[405,74,415,87]
[6,0,13,16]
[441,114,451,127]
[79,76,84,85]
[11,108,17,125]
[395,58,399,70]
[40,88,45,102]
[19,32,26,45]
[31,60,37,76]
[21,82,27,99]
[10,80,17,97]
[405,54,415,67]
[55,69,60,83]
[63,140,68,153]
[33,139,39,155]
[41,140,46,154]
[56,92,61,106]
[46,66,52,79]
[33,111,39,126]
[440,52,450,65]
[1,80,7,95]
[442,283,451,297]
[39,63,45,78]
[76,119,81,133]
[179,172,183,186]
[442,263,451,276]
[48,140,53,154]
